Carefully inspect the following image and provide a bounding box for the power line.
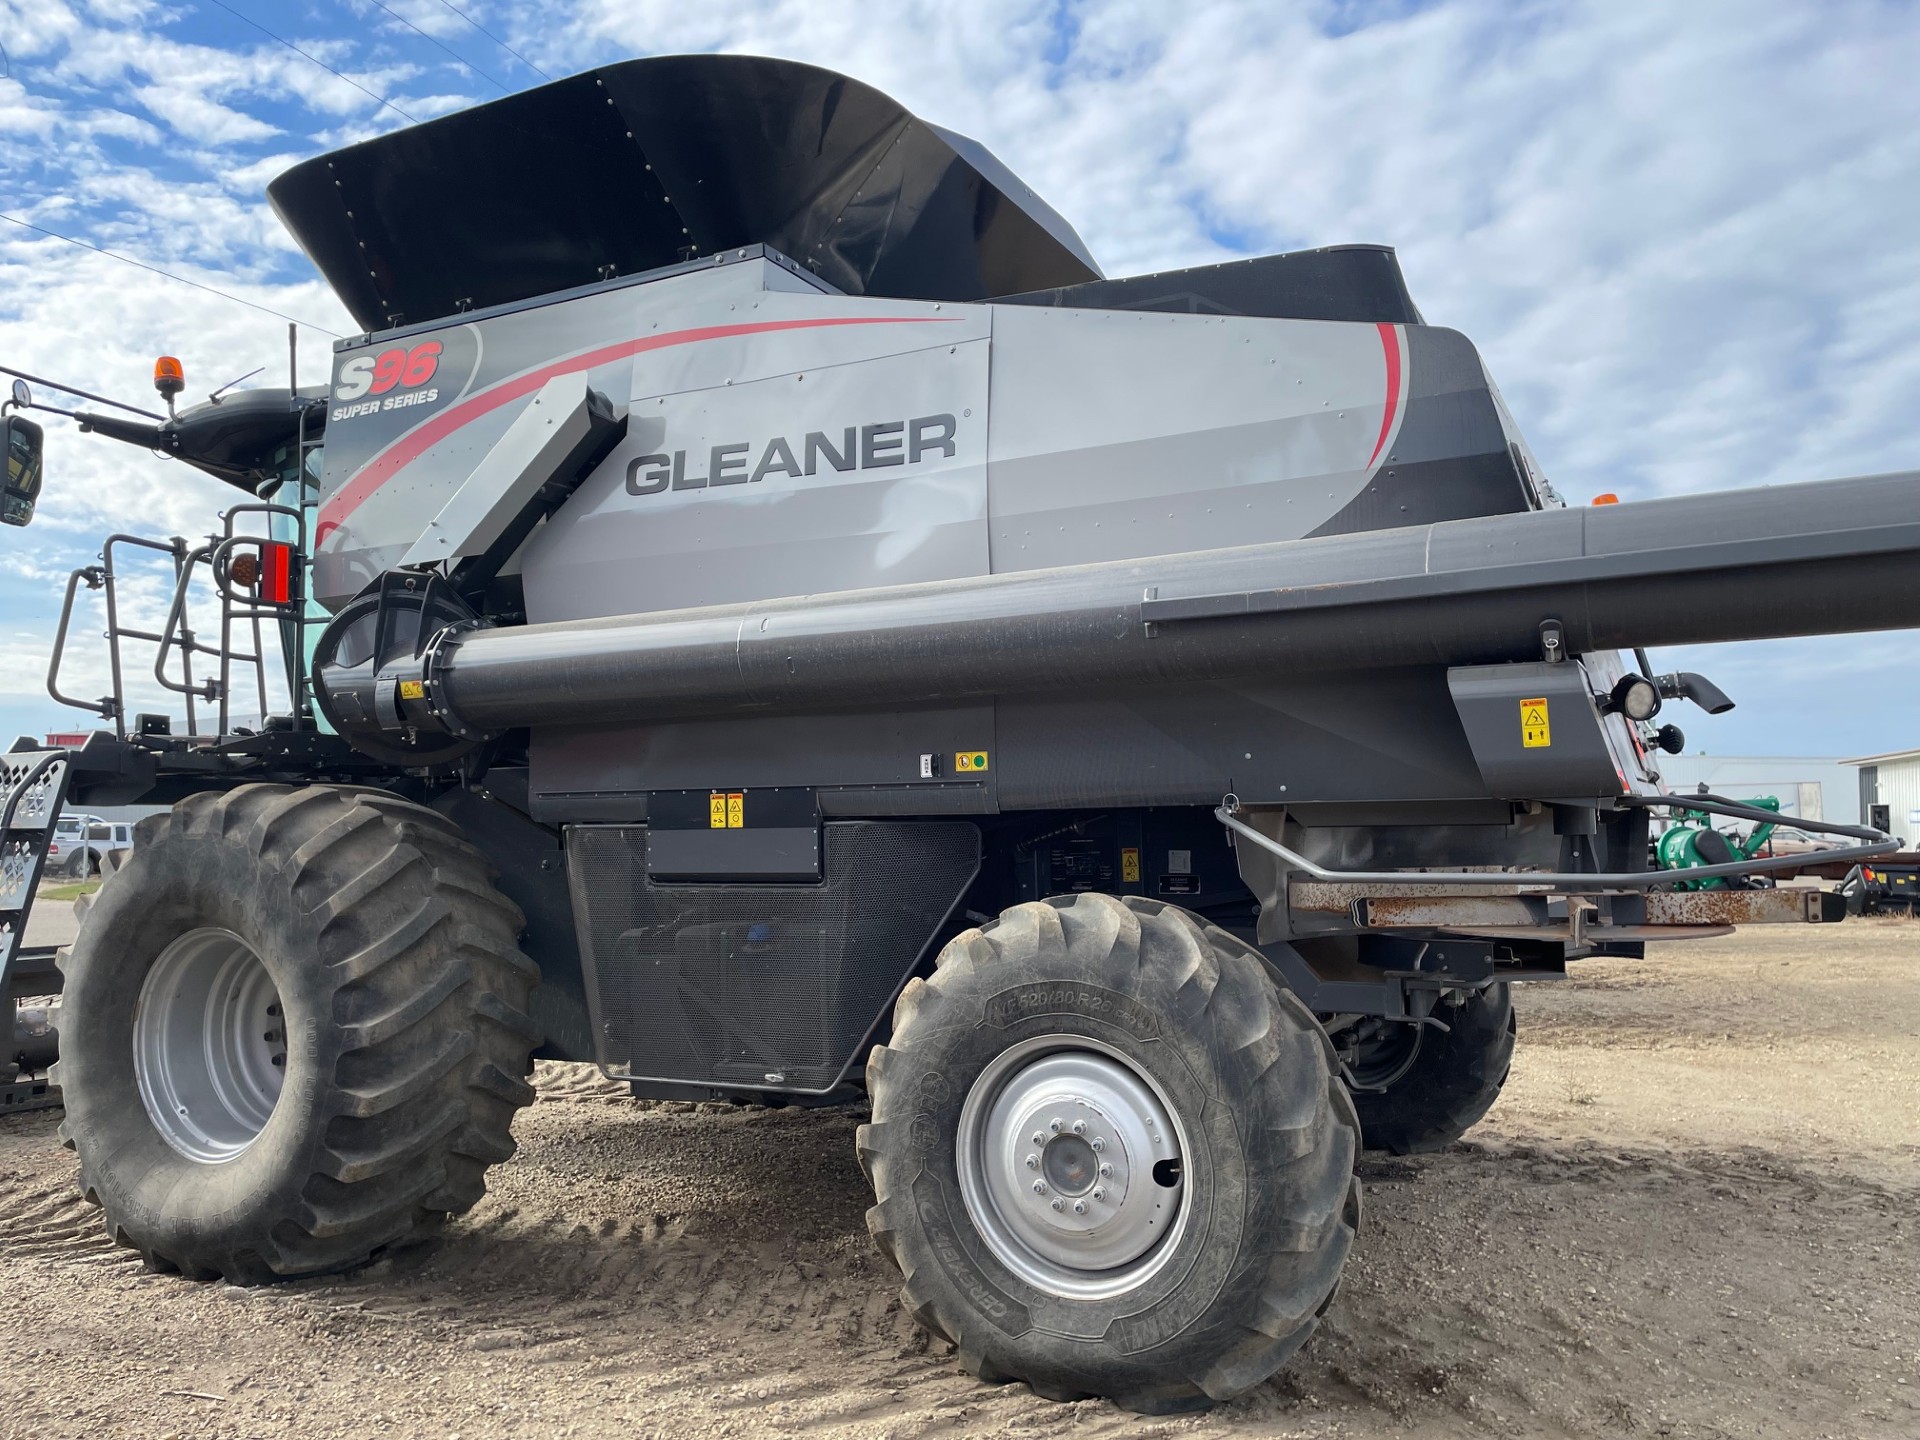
[434,0,551,81]
[366,0,512,94]
[0,212,344,338]
[205,0,420,123]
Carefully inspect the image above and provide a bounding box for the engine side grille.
[566,821,979,1093]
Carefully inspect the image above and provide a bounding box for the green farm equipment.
[1657,795,1783,889]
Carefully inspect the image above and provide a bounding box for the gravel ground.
[3,920,1916,1439]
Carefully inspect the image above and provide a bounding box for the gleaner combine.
[3,55,1916,1413]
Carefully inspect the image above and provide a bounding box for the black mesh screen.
[566,821,979,1092]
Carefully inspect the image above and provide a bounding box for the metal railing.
[47,504,309,741]
[1218,791,1896,893]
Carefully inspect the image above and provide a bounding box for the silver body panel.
[983,308,1404,570]
[316,253,1444,617]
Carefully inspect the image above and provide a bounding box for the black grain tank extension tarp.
[268,55,1103,333]
[997,245,1425,325]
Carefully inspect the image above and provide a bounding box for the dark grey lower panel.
[566,820,979,1093]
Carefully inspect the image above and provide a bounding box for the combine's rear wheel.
[1347,983,1515,1155]
[54,785,541,1282]
[860,893,1360,1413]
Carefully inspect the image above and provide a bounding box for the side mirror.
[2,412,45,527]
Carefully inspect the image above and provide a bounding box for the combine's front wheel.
[860,893,1360,1413]
[54,785,541,1282]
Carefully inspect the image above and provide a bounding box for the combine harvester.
[3,56,1915,1412]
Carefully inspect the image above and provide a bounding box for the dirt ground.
[3,921,1916,1440]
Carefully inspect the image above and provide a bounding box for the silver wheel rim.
[956,1034,1189,1299]
[134,928,286,1163]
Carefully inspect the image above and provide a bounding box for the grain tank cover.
[268,54,1103,333]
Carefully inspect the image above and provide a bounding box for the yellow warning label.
[954,751,990,773]
[709,793,729,829]
[398,679,424,701]
[1520,698,1552,749]
[726,792,745,829]
[1120,847,1141,883]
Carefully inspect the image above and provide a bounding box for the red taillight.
[1864,867,1878,882]
[260,541,295,606]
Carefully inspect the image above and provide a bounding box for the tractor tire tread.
[57,783,540,1285]
[864,892,1359,1414]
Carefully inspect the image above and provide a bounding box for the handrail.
[153,543,220,710]
[45,567,114,719]
[46,510,306,741]
[105,533,190,737]
[1216,791,1896,893]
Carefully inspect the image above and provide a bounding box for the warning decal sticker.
[1520,698,1552,749]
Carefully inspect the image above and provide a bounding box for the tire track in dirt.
[0,1166,107,1260]
[200,1068,1147,1437]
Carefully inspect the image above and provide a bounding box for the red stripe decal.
[317,315,950,540]
[1365,321,1401,469]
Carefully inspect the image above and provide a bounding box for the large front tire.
[859,894,1360,1414]
[54,785,541,1282]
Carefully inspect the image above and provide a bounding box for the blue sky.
[1,0,1916,756]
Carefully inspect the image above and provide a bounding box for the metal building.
[1655,754,1858,824]
[1846,749,1920,846]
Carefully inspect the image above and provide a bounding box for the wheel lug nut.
[1031,1132,1044,1146]
[1032,1181,1047,1195]
[1073,1200,1087,1214]
[1024,1154,1039,1170]
[1089,1136,1105,1152]
[1092,1187,1106,1201]
[1048,1117,1063,1133]
[1071,1119,1087,1134]
[1050,1198,1064,1212]
[1098,1163,1113,1179]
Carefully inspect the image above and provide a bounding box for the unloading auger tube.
[312,469,1920,755]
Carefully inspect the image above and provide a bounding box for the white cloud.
[129,81,281,143]
[0,77,62,134]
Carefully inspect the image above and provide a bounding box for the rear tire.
[1349,984,1514,1155]
[54,784,541,1282]
[860,894,1360,1414]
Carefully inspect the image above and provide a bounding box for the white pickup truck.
[44,814,134,878]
